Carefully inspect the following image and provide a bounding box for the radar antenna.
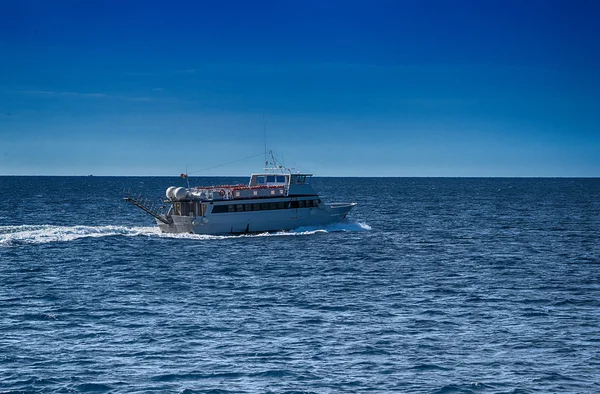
[263,113,268,168]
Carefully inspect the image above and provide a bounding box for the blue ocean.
[1,176,599,393]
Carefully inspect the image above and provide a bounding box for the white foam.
[0,225,160,246]
[0,221,371,246]
[225,221,372,238]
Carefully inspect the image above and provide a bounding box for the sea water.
[1,176,599,393]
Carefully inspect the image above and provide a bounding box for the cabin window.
[211,205,228,213]
[267,175,275,183]
[257,176,265,184]
[296,175,306,184]
[277,175,286,183]
[211,200,306,213]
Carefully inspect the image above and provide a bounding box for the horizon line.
[1,174,599,179]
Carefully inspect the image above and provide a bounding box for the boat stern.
[156,215,194,234]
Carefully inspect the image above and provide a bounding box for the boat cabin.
[248,173,313,188]
[249,173,316,196]
[249,174,290,187]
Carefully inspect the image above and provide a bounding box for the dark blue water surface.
[1,176,599,393]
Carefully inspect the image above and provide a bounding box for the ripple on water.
[1,177,599,392]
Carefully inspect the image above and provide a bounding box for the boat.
[124,152,356,235]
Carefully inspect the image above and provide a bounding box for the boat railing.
[123,193,171,224]
[187,185,288,201]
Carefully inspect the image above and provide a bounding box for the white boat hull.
[156,203,356,234]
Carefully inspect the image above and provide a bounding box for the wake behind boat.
[124,153,356,235]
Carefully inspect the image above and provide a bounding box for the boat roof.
[250,172,313,177]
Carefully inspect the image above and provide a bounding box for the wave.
[0,224,160,246]
[0,221,371,246]
[290,221,372,235]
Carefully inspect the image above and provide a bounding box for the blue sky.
[1,0,598,176]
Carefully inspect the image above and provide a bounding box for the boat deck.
[187,184,288,201]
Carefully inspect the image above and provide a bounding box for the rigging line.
[268,149,282,167]
[270,150,310,174]
[270,150,290,168]
[187,153,264,175]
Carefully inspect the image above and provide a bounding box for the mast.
[185,164,190,188]
[263,113,268,169]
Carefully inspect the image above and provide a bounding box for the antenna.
[263,113,267,168]
[185,165,190,188]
